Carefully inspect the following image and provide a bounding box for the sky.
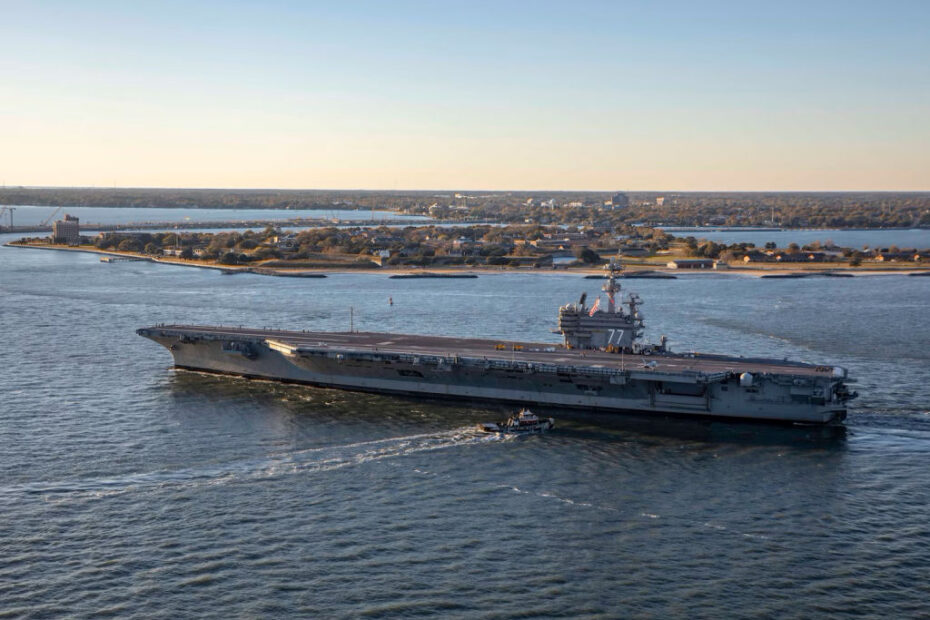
[1,0,928,191]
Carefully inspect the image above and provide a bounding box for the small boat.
[479,409,555,434]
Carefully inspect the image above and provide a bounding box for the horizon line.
[2,185,929,195]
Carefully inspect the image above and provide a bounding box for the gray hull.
[138,326,852,425]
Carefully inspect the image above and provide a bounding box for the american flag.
[588,297,600,316]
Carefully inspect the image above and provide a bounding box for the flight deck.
[153,324,837,380]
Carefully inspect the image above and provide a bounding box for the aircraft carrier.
[137,262,857,425]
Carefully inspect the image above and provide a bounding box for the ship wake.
[1,427,508,503]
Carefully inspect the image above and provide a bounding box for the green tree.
[252,247,280,260]
[117,238,142,252]
[574,246,602,264]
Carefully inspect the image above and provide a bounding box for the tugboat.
[479,409,555,434]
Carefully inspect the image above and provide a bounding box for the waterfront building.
[619,245,650,257]
[666,258,717,269]
[52,214,80,244]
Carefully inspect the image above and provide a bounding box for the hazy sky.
[2,1,927,190]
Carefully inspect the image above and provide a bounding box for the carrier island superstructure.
[138,262,857,425]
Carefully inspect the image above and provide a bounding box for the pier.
[100,255,151,263]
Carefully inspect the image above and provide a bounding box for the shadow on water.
[548,408,848,448]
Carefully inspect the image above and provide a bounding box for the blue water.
[3,234,930,617]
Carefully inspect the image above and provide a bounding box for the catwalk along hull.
[137,326,852,425]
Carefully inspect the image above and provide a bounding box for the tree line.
[3,187,927,229]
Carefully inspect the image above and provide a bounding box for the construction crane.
[40,206,64,227]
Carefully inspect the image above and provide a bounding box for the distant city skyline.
[2,1,928,191]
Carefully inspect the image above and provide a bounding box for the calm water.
[663,227,930,250]
[3,235,930,617]
[3,205,427,227]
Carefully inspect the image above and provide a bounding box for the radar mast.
[603,258,622,313]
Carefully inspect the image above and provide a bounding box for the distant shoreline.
[6,241,929,278]
[2,188,928,233]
